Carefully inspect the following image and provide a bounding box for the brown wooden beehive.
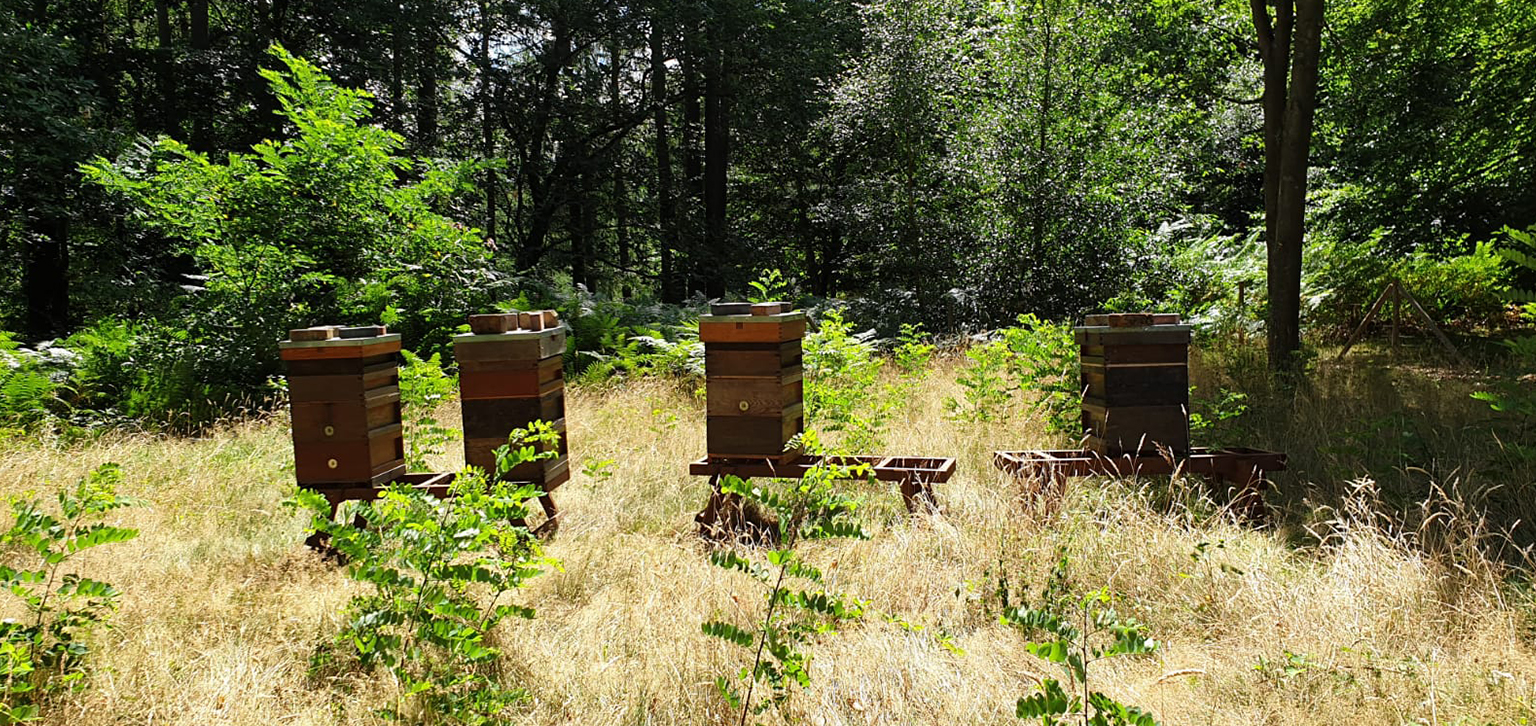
[279,325,406,491]
[454,312,570,490]
[700,302,806,463]
[1076,313,1191,455]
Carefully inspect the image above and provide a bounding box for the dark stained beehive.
[279,325,406,491]
[1075,313,1191,455]
[700,302,805,462]
[454,311,570,490]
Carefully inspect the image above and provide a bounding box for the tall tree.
[1251,0,1324,369]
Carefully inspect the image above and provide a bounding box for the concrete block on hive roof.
[468,313,518,335]
[290,325,339,342]
[337,325,388,338]
[710,302,753,316]
[751,301,790,316]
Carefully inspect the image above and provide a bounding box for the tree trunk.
[610,40,630,298]
[416,23,439,154]
[681,55,703,297]
[23,214,69,341]
[1252,0,1324,370]
[389,3,406,135]
[702,45,728,300]
[571,155,595,292]
[479,0,497,244]
[188,0,212,151]
[651,16,680,303]
[155,0,176,136]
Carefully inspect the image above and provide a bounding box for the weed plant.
[0,463,138,723]
[291,422,561,723]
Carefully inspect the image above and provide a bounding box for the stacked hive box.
[700,302,805,463]
[1075,313,1191,456]
[280,325,405,499]
[454,312,570,492]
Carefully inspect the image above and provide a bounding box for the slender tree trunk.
[416,22,439,154]
[189,0,208,47]
[479,0,497,244]
[23,213,69,341]
[390,4,406,135]
[702,45,728,300]
[651,17,680,302]
[681,55,703,296]
[188,0,212,151]
[1252,0,1324,370]
[155,0,176,136]
[610,41,630,298]
[571,155,595,292]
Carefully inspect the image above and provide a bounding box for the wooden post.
[1399,284,1468,364]
[1236,280,1249,346]
[1335,283,1395,361]
[1390,279,1401,358]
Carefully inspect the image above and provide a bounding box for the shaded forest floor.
[3,343,1535,725]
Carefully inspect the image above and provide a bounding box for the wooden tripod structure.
[1335,279,1464,363]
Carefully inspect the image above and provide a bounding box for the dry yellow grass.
[2,351,1534,725]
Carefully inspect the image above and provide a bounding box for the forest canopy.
[1,0,1532,421]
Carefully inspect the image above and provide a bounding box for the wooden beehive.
[454,311,570,490]
[279,325,406,491]
[700,302,806,463]
[1076,313,1191,455]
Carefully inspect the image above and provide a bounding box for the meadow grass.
[1,343,1534,725]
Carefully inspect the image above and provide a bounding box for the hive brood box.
[1075,313,1191,455]
[279,325,406,491]
[454,311,570,489]
[700,302,805,463]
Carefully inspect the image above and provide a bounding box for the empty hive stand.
[1077,312,1191,455]
[700,302,806,463]
[281,325,409,501]
[454,311,569,531]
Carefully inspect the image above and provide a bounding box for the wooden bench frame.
[992,447,1286,519]
[689,454,957,536]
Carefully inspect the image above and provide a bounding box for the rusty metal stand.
[992,447,1286,521]
[690,454,957,538]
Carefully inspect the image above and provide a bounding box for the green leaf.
[702,620,756,648]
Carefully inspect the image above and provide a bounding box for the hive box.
[700,302,805,462]
[1075,313,1190,455]
[279,325,406,490]
[454,312,570,491]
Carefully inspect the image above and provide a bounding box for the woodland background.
[1,0,1533,427]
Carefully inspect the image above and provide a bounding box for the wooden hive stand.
[993,313,1286,519]
[454,311,569,535]
[280,325,455,549]
[691,302,957,535]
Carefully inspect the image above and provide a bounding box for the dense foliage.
[0,0,1530,424]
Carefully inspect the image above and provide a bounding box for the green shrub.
[803,309,891,451]
[292,422,561,723]
[1306,228,1512,334]
[82,45,491,425]
[947,315,1080,434]
[0,333,64,428]
[399,350,460,470]
[703,433,871,720]
[58,320,135,415]
[1002,555,1160,726]
[1,463,139,723]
